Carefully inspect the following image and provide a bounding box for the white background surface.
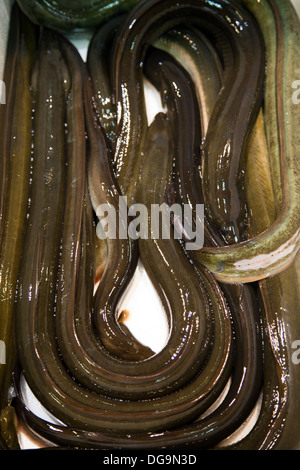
[0,0,300,450]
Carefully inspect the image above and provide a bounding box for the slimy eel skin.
[16,0,141,33]
[0,5,38,449]
[144,37,263,447]
[197,0,300,282]
[228,0,300,449]
[110,0,300,283]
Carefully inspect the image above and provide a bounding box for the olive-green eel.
[225,0,300,450]
[0,4,38,449]
[106,0,300,284]
[88,0,262,414]
[197,0,300,282]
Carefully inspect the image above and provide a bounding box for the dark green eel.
[0,5,38,449]
[82,0,260,404]
[16,0,141,33]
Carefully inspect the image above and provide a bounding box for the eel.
[110,0,264,214]
[87,15,123,150]
[0,4,38,449]
[14,29,234,439]
[109,0,299,283]
[143,39,264,448]
[15,30,260,449]
[16,0,141,33]
[14,112,233,448]
[195,0,300,282]
[226,0,300,449]
[11,0,299,450]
